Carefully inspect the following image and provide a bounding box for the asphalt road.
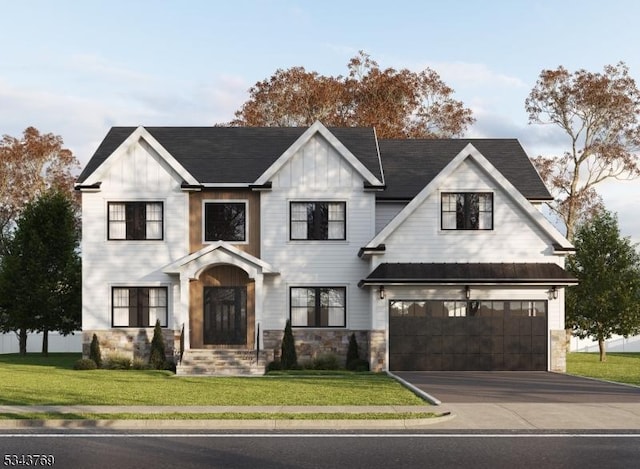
[2,432,640,469]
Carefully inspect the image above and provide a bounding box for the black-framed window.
[389,299,546,318]
[108,202,163,240]
[290,202,346,240]
[441,193,493,230]
[112,287,168,327]
[290,287,346,327]
[204,201,246,242]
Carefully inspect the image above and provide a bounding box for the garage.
[389,299,547,371]
[359,262,578,372]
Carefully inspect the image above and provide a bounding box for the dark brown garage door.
[389,300,547,371]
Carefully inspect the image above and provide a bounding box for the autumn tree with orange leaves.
[231,51,475,139]
[0,127,79,254]
[526,62,640,240]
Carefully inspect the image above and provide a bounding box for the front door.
[203,287,247,345]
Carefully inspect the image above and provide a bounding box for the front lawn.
[567,352,640,386]
[0,354,425,406]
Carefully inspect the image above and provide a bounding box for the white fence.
[570,334,640,353]
[0,331,82,354]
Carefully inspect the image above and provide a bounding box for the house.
[75,121,576,374]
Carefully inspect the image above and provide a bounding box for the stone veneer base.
[83,329,179,364]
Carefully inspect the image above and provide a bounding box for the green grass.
[567,352,640,386]
[0,354,425,406]
[0,412,438,421]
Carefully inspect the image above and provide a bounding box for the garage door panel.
[389,299,548,371]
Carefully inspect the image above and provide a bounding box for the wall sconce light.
[465,285,471,300]
[379,285,385,300]
[549,286,558,300]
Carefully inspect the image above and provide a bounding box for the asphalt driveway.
[395,371,640,403]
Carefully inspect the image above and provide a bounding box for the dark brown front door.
[203,287,247,345]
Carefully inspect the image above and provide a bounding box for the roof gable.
[78,124,384,185]
[78,126,198,186]
[254,121,383,186]
[365,143,573,250]
[378,139,551,201]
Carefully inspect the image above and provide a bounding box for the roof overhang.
[358,262,578,288]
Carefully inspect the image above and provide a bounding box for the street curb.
[386,371,442,405]
[0,414,454,430]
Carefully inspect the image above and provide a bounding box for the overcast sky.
[2,0,639,239]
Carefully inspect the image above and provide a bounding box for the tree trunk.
[41,329,49,357]
[18,329,27,356]
[598,338,606,362]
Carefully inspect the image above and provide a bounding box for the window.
[204,202,246,242]
[290,202,346,240]
[108,202,163,240]
[441,193,493,230]
[112,287,168,327]
[390,299,547,318]
[290,287,346,327]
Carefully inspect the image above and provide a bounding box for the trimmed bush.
[346,333,360,368]
[149,319,167,370]
[89,333,102,368]
[265,360,282,373]
[347,358,370,372]
[103,353,132,370]
[280,319,298,370]
[73,358,97,370]
[313,353,340,370]
[163,359,177,373]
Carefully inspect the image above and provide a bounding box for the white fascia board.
[84,126,199,186]
[254,121,383,186]
[163,241,278,275]
[364,143,573,250]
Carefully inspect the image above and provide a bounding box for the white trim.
[254,121,383,186]
[163,241,278,277]
[201,199,249,246]
[364,143,573,250]
[108,283,172,328]
[83,126,199,186]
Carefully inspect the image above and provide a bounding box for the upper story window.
[204,201,247,242]
[108,202,163,240]
[290,202,346,240]
[441,193,493,230]
[112,287,168,327]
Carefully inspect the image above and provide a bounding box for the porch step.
[176,349,267,376]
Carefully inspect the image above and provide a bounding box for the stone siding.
[83,329,179,363]
[262,329,386,371]
[550,329,567,372]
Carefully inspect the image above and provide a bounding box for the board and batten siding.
[81,139,188,330]
[260,134,376,331]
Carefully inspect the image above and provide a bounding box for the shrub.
[313,353,340,370]
[347,358,370,372]
[346,333,360,368]
[89,333,102,368]
[131,357,150,370]
[103,353,132,370]
[163,359,177,373]
[149,319,167,370]
[73,358,97,370]
[265,360,282,373]
[280,319,298,370]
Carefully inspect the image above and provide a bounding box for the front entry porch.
[163,241,278,375]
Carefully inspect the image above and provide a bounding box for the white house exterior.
[76,122,576,374]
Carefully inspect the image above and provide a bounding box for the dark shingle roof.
[359,263,577,286]
[77,128,551,202]
[378,139,551,200]
[77,126,382,184]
